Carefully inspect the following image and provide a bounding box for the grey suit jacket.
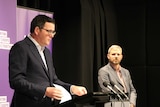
[9,36,71,107]
[98,63,137,106]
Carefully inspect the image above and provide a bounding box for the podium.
[54,92,130,107]
[53,92,109,107]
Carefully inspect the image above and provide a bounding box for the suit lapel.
[43,48,53,81]
[121,70,129,92]
[109,65,124,88]
[25,37,50,78]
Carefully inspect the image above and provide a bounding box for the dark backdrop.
[17,0,160,107]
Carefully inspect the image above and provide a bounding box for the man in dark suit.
[98,45,137,107]
[9,15,87,107]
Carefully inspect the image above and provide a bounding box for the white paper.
[53,84,72,104]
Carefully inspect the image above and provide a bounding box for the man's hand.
[45,87,63,100]
[70,85,87,96]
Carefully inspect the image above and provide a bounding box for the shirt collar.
[109,63,122,72]
[28,34,45,52]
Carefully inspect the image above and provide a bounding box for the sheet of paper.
[53,84,72,104]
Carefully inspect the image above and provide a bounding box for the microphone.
[103,82,123,101]
[110,81,129,100]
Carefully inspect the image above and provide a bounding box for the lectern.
[54,92,130,107]
[54,92,110,107]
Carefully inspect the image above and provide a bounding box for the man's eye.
[111,53,120,56]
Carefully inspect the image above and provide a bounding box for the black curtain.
[17,0,54,12]
[80,0,106,92]
[52,0,118,93]
[80,0,119,91]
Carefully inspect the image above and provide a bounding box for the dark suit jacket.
[9,37,71,107]
[98,63,137,106]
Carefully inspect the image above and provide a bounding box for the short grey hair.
[108,45,122,54]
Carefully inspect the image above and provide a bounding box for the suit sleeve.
[98,67,111,93]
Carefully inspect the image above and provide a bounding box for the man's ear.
[107,54,109,59]
[34,26,40,35]
[121,54,123,59]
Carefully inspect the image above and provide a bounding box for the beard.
[110,59,121,65]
